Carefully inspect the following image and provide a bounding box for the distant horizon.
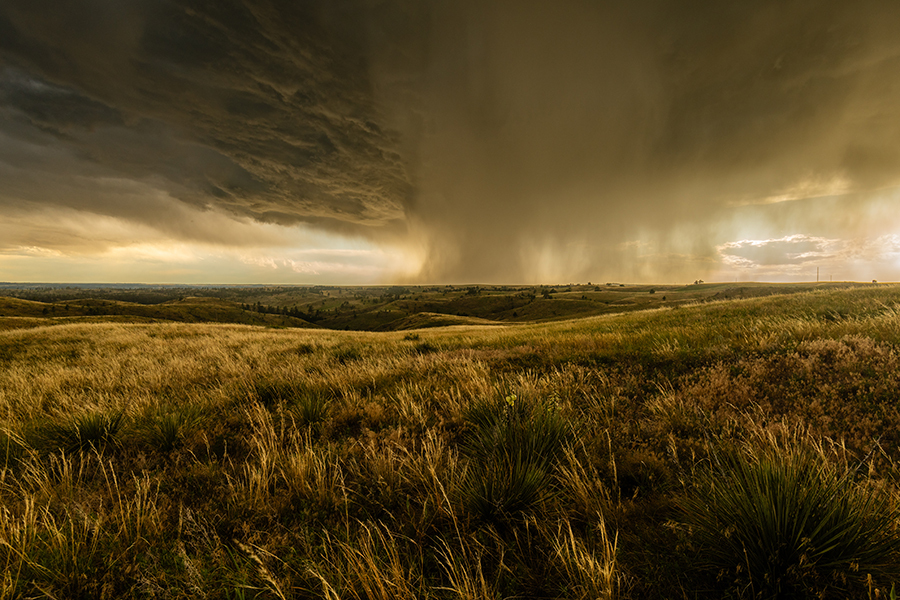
[0,280,892,289]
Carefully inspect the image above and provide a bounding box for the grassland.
[0,281,868,332]
[1,283,900,598]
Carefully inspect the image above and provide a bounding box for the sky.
[2,0,900,285]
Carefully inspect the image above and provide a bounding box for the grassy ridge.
[0,296,317,331]
[0,285,899,598]
[0,280,874,332]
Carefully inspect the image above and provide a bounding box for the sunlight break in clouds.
[716,234,900,282]
[0,203,421,284]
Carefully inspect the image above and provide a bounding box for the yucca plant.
[252,380,298,408]
[293,392,331,427]
[680,439,900,598]
[462,394,570,466]
[137,406,204,452]
[31,409,125,454]
[461,394,570,523]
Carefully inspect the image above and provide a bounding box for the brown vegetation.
[1,285,899,598]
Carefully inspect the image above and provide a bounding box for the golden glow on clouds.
[731,174,854,206]
[0,203,422,284]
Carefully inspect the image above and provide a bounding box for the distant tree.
[649,289,655,294]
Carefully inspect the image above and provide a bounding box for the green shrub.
[31,409,125,453]
[294,392,331,426]
[461,394,570,522]
[680,440,900,598]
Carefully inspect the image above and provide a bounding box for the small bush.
[294,392,331,427]
[31,409,125,454]
[461,394,570,522]
[680,439,900,597]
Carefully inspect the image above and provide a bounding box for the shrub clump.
[680,437,900,598]
[31,409,125,454]
[460,393,570,523]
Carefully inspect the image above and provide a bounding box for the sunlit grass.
[0,285,898,596]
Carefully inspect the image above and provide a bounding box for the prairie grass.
[552,517,621,600]
[0,285,897,597]
[28,408,125,454]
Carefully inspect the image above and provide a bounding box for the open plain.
[1,282,900,598]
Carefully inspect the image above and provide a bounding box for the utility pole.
[817,267,819,282]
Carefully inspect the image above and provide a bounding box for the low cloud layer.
[2,1,900,282]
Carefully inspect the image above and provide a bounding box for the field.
[1,283,900,598]
[0,281,864,332]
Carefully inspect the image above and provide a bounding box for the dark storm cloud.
[402,0,900,281]
[0,0,412,233]
[2,0,900,281]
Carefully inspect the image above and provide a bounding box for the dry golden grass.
[0,285,898,597]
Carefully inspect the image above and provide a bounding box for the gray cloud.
[2,0,900,282]
[400,0,900,281]
[0,0,411,232]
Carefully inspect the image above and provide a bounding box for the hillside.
[0,280,879,331]
[0,295,318,330]
[1,285,900,598]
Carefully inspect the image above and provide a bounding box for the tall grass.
[552,518,621,600]
[0,285,897,596]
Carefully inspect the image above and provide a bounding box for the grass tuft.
[460,394,570,522]
[30,409,125,454]
[680,433,900,597]
[552,518,621,600]
[293,391,331,427]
